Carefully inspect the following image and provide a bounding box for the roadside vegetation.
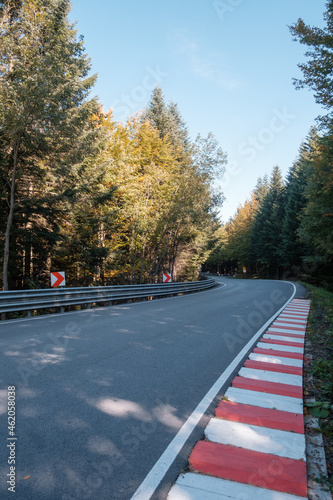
[303,283,333,493]
[0,0,225,290]
[0,0,332,484]
[0,1,332,293]
[205,1,333,290]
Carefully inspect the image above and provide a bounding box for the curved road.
[0,278,306,500]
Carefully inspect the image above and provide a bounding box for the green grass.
[302,282,333,491]
[303,282,333,327]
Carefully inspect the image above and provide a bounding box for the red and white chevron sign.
[163,273,172,283]
[51,271,66,287]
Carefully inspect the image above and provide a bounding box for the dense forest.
[0,0,225,289]
[206,2,333,289]
[0,0,332,290]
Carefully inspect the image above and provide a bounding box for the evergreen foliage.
[1,0,332,291]
[0,0,102,289]
[289,1,333,128]
[208,1,333,287]
[248,166,285,277]
[280,129,318,268]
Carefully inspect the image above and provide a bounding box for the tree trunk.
[3,136,21,291]
[154,232,172,281]
[130,242,137,285]
[140,243,146,284]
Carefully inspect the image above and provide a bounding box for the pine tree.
[253,175,270,205]
[298,132,333,262]
[0,0,100,289]
[290,1,333,284]
[142,86,191,153]
[280,128,319,269]
[248,175,269,272]
[290,1,333,128]
[168,99,190,150]
[141,86,174,140]
[140,87,226,281]
[249,166,285,277]
[223,194,258,272]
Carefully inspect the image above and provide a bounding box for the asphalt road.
[0,277,307,500]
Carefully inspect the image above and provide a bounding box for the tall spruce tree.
[0,0,100,289]
[142,86,191,152]
[223,194,258,272]
[253,175,270,205]
[141,86,174,140]
[280,128,319,269]
[290,1,333,129]
[168,99,190,150]
[140,87,227,281]
[290,1,333,284]
[298,132,333,263]
[248,175,269,272]
[249,166,285,277]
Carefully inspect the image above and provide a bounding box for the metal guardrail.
[0,279,216,317]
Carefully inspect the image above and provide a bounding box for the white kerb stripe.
[280,310,308,314]
[272,322,306,329]
[263,334,304,344]
[249,353,303,367]
[204,418,306,460]
[239,367,303,386]
[277,317,307,323]
[167,473,307,500]
[282,306,309,311]
[285,305,309,309]
[281,309,309,318]
[257,342,303,353]
[269,327,305,335]
[270,328,305,336]
[286,303,309,307]
[279,314,308,319]
[225,387,303,413]
[283,307,310,315]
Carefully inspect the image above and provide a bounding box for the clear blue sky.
[70,0,327,222]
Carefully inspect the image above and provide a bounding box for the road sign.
[243,267,247,274]
[51,271,66,287]
[163,273,172,283]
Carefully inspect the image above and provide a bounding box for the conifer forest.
[1,0,332,290]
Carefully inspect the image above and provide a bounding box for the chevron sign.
[51,271,66,287]
[163,273,172,283]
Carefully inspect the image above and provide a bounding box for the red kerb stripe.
[232,376,302,398]
[189,441,307,497]
[244,359,302,375]
[253,347,303,359]
[215,400,304,433]
[261,338,304,348]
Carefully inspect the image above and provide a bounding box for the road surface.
[0,277,306,499]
